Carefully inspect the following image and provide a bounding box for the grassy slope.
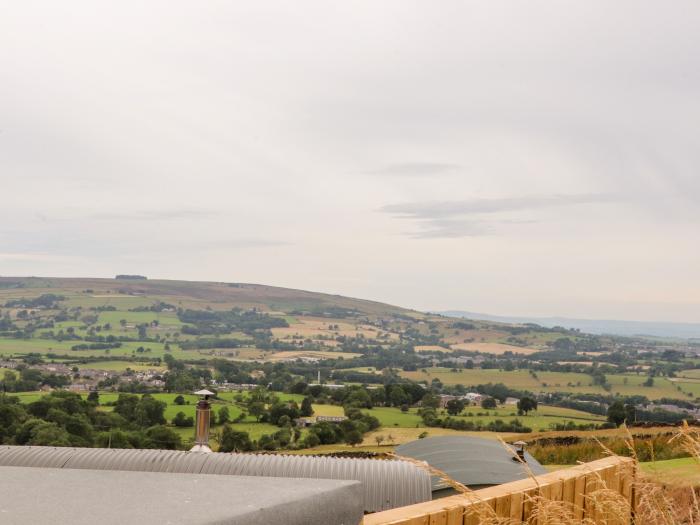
[0,276,414,317]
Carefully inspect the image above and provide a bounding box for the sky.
[1,1,699,322]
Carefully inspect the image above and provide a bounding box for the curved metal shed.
[0,446,431,512]
[396,435,547,491]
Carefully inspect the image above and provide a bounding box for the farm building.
[395,435,547,495]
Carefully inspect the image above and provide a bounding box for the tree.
[0,400,27,443]
[303,433,321,448]
[418,407,439,426]
[274,427,292,446]
[133,395,166,427]
[218,406,230,425]
[643,376,654,387]
[308,421,341,445]
[16,419,71,447]
[173,395,185,405]
[96,429,134,449]
[144,425,181,449]
[446,399,465,416]
[258,434,280,451]
[268,401,300,425]
[607,401,627,427]
[344,429,363,447]
[217,426,253,452]
[481,397,497,410]
[345,388,372,409]
[388,386,409,407]
[290,382,308,395]
[114,393,140,421]
[248,401,265,422]
[374,434,385,446]
[172,411,194,427]
[517,397,537,415]
[87,391,100,405]
[421,392,440,410]
[300,397,314,417]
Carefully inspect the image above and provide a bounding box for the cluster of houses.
[0,360,74,376]
[640,403,700,419]
[294,415,348,427]
[436,393,520,408]
[0,359,166,393]
[211,382,260,391]
[67,367,165,392]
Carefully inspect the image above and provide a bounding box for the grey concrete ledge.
[0,466,363,525]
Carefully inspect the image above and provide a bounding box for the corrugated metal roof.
[395,436,547,490]
[0,446,431,512]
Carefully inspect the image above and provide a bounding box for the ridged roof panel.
[0,446,430,512]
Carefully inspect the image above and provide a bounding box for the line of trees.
[0,391,181,449]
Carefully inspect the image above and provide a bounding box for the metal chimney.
[190,389,215,453]
[512,441,527,462]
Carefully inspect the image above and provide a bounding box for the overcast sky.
[1,1,699,322]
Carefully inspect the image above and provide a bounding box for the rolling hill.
[0,276,414,318]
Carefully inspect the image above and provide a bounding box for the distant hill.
[0,276,414,318]
[438,311,700,340]
[6,275,697,340]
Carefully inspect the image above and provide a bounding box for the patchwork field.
[449,342,540,355]
[0,337,196,360]
[221,348,363,362]
[399,367,698,400]
[271,317,397,343]
[360,404,604,432]
[83,360,166,372]
[414,345,452,353]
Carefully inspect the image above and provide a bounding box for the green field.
[641,457,700,485]
[677,369,700,380]
[0,336,198,360]
[400,367,697,400]
[63,295,156,310]
[84,360,165,372]
[96,310,184,327]
[358,403,603,431]
[362,406,424,427]
[312,404,346,417]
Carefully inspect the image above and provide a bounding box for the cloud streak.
[369,162,461,177]
[90,209,218,221]
[382,194,616,238]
